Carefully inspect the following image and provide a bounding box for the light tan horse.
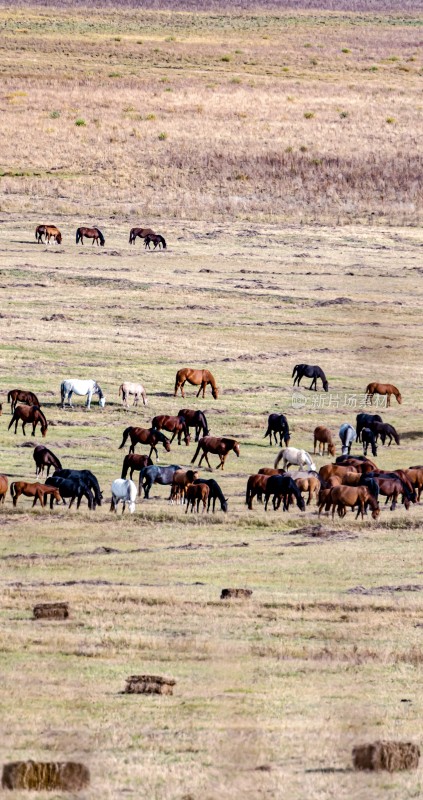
[365,382,402,407]
[174,368,219,399]
[45,225,62,244]
[118,382,148,407]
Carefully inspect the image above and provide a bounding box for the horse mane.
[36,407,48,427]
[94,228,105,245]
[158,235,166,249]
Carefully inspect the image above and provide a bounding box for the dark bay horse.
[121,453,153,480]
[361,428,378,457]
[138,464,182,499]
[191,436,240,470]
[174,368,219,399]
[264,475,305,512]
[356,412,382,442]
[119,426,171,459]
[178,409,209,441]
[264,413,290,447]
[145,233,166,249]
[129,226,155,244]
[365,382,401,407]
[35,225,47,243]
[8,405,48,437]
[8,389,40,413]
[54,469,103,508]
[151,415,190,446]
[76,227,105,246]
[372,421,400,446]
[193,478,228,512]
[292,364,328,392]
[33,445,62,477]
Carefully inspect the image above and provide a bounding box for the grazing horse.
[119,382,148,408]
[339,423,356,456]
[119,426,171,459]
[402,468,423,502]
[193,478,228,513]
[61,379,105,409]
[178,409,209,441]
[33,445,62,477]
[10,481,62,508]
[366,382,402,407]
[152,415,190,446]
[372,422,400,446]
[291,472,321,505]
[35,225,47,243]
[44,225,62,244]
[170,469,198,504]
[129,226,155,245]
[246,473,269,510]
[121,453,153,480]
[110,479,137,514]
[329,485,380,520]
[46,475,94,510]
[138,464,182,499]
[54,469,103,508]
[144,234,167,250]
[264,413,290,447]
[185,483,210,514]
[174,368,219,400]
[361,428,378,458]
[8,405,48,437]
[0,474,8,505]
[191,436,240,471]
[313,426,336,457]
[76,227,105,246]
[292,364,329,392]
[264,475,306,512]
[8,389,40,413]
[274,447,316,472]
[356,412,382,442]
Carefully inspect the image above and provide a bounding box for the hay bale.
[33,602,69,620]
[353,741,420,772]
[220,588,253,600]
[1,761,90,790]
[124,675,176,695]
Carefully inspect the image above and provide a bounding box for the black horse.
[356,412,382,442]
[361,428,378,458]
[46,475,95,509]
[138,464,182,499]
[292,364,328,392]
[264,475,305,512]
[178,409,209,442]
[33,445,62,477]
[264,413,290,447]
[371,422,400,446]
[193,478,228,513]
[53,469,103,507]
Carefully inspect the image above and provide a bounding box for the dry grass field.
[1,3,423,799]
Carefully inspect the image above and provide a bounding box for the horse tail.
[95,228,105,246]
[274,450,283,469]
[7,390,13,402]
[264,425,271,439]
[119,427,131,450]
[121,455,129,479]
[76,228,80,244]
[191,441,202,465]
[159,236,166,249]
[60,381,66,403]
[118,384,123,398]
[292,365,298,378]
[245,479,251,506]
[10,483,16,498]
[129,229,133,244]
[284,420,290,441]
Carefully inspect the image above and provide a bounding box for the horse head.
[212,387,219,399]
[396,392,402,404]
[56,233,62,244]
[323,380,329,392]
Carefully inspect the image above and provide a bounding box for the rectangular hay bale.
[33,602,69,620]
[353,741,420,772]
[1,760,90,790]
[125,674,176,695]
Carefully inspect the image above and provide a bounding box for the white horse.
[339,423,356,456]
[274,447,316,472]
[61,379,106,409]
[118,382,148,408]
[110,478,137,514]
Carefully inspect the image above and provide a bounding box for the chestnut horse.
[329,485,380,520]
[185,482,210,513]
[76,227,105,246]
[152,415,190,446]
[8,389,40,413]
[174,368,219,399]
[129,226,155,244]
[191,436,240,470]
[44,225,62,244]
[246,473,269,510]
[10,481,61,508]
[366,382,401,407]
[313,426,336,457]
[8,405,48,437]
[0,474,8,505]
[119,426,171,459]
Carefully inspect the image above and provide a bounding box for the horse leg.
[219,454,226,470]
[86,390,92,409]
[387,394,391,407]
[196,384,202,398]
[68,391,73,408]
[110,497,116,512]
[203,452,213,471]
[170,431,177,444]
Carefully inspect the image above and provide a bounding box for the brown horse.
[403,468,423,501]
[119,426,171,459]
[313,426,336,457]
[185,482,210,513]
[35,225,47,243]
[129,226,155,244]
[8,389,40,413]
[0,474,8,505]
[246,473,269,510]
[329,485,380,520]
[33,445,62,477]
[170,469,199,504]
[366,382,402,407]
[191,436,240,470]
[174,368,219,400]
[10,481,61,508]
[258,468,286,476]
[44,225,62,244]
[152,415,190,446]
[144,233,166,250]
[294,474,321,505]
[121,453,153,480]
[8,405,48,437]
[319,463,359,483]
[76,227,105,246]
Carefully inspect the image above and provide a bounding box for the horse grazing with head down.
[145,234,166,250]
[339,423,356,456]
[292,364,328,392]
[185,483,210,514]
[8,405,48,437]
[10,481,62,508]
[313,426,336,457]
[366,382,401,407]
[356,412,382,442]
[129,227,155,245]
[111,479,137,514]
[119,426,171,459]
[45,225,62,244]
[61,379,105,409]
[119,382,148,408]
[371,421,400,446]
[174,368,219,400]
[152,415,190,446]
[76,227,105,246]
[193,478,228,513]
[178,409,209,441]
[8,389,40,413]
[191,436,240,471]
[264,414,290,447]
[264,475,306,512]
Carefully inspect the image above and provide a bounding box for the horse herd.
[35,224,167,249]
[0,362,411,520]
